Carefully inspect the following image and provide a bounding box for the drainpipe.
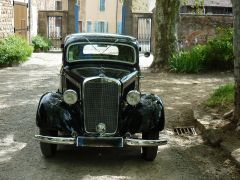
[74,0,79,33]
[116,0,118,33]
[121,1,126,34]
[28,0,31,42]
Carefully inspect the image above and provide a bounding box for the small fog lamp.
[126,90,141,106]
[63,89,78,105]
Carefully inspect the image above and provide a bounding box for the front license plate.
[76,136,123,147]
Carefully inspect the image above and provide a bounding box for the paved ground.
[0,53,239,180]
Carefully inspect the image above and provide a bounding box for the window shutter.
[87,21,92,32]
[117,22,122,34]
[94,22,98,32]
[104,22,108,33]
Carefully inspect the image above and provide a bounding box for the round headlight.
[63,89,78,105]
[126,90,141,106]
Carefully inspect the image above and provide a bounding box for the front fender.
[121,93,165,134]
[36,92,81,134]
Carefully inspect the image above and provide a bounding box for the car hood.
[71,67,131,80]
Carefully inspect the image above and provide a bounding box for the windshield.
[67,42,136,64]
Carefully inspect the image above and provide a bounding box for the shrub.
[169,28,233,73]
[0,35,33,66]
[169,45,206,73]
[206,84,234,108]
[32,35,52,52]
[203,28,234,70]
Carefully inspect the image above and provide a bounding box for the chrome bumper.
[34,135,167,147]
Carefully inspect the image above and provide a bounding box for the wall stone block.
[178,14,233,47]
[0,0,14,38]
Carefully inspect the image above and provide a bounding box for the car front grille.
[83,77,120,134]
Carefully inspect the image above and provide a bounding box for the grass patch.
[169,45,205,73]
[206,84,234,108]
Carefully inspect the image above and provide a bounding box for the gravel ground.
[0,53,239,180]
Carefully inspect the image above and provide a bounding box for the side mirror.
[144,52,150,58]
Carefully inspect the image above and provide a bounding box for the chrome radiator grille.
[83,78,120,134]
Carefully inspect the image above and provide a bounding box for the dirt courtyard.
[0,53,239,179]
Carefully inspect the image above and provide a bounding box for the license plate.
[76,136,123,147]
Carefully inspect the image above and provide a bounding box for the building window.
[99,0,105,11]
[95,21,108,33]
[87,21,92,32]
[55,1,62,10]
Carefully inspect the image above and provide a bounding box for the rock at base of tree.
[203,129,223,147]
[223,110,234,119]
[236,124,240,133]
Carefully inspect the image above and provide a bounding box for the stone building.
[131,0,149,13]
[0,0,18,38]
[122,0,153,52]
[30,0,68,38]
[181,0,232,15]
[0,0,68,41]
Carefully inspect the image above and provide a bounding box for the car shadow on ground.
[50,146,142,163]
[35,141,239,179]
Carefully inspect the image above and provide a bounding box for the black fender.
[121,93,165,134]
[36,92,81,135]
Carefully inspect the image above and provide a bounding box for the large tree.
[151,0,180,72]
[231,0,240,126]
[152,0,240,126]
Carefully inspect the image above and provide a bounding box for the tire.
[39,129,57,158]
[142,131,159,161]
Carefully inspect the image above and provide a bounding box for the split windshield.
[67,43,136,64]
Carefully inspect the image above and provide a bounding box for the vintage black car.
[35,33,167,161]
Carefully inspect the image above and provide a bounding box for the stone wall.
[0,0,14,38]
[179,14,233,47]
[125,12,233,51]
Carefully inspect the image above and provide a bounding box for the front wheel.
[142,131,159,161]
[39,129,57,158]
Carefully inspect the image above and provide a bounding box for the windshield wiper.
[83,36,102,54]
[100,39,119,54]
[83,35,119,55]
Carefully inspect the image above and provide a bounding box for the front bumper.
[34,135,167,147]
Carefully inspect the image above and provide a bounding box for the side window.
[99,0,105,11]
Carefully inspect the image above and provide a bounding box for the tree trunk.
[151,0,180,72]
[232,0,240,125]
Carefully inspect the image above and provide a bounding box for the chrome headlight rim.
[63,89,78,105]
[126,90,141,106]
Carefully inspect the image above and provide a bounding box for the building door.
[14,1,28,39]
[48,16,62,50]
[138,18,152,52]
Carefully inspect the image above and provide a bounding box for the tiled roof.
[184,0,232,7]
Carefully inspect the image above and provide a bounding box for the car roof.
[64,33,138,47]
